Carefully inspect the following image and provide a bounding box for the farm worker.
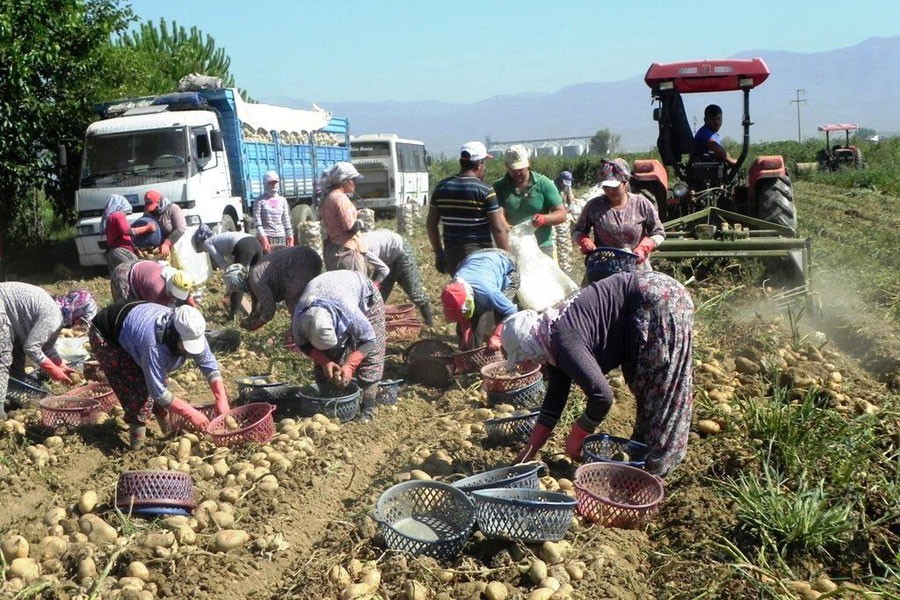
[319,162,371,273]
[193,225,265,319]
[440,249,519,351]
[292,270,386,422]
[233,246,323,331]
[493,145,567,260]
[502,271,694,476]
[254,171,294,253]
[100,194,139,273]
[89,302,230,449]
[572,159,664,282]
[692,104,738,166]
[110,260,197,308]
[427,141,510,276]
[554,171,575,206]
[361,228,434,326]
[0,283,97,420]
[142,190,187,259]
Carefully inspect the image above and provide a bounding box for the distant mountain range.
[263,35,900,157]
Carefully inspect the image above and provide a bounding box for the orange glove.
[40,358,73,384]
[633,238,656,264]
[341,351,366,384]
[487,322,504,351]
[576,234,596,255]
[210,378,230,415]
[532,214,547,228]
[168,398,210,430]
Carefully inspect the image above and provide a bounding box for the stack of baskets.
[385,303,424,343]
[481,361,544,407]
[116,470,195,517]
[67,383,119,413]
[206,403,276,448]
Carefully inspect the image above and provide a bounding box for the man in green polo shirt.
[493,145,568,259]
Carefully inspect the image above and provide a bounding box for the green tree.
[114,19,239,96]
[589,129,622,156]
[0,0,134,259]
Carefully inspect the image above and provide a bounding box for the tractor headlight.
[673,182,690,198]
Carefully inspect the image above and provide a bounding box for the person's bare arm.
[488,210,510,251]
[426,206,442,253]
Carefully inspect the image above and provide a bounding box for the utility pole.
[790,89,806,142]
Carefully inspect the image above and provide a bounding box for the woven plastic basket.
[585,247,638,282]
[5,371,50,407]
[38,397,101,428]
[205,328,242,353]
[452,463,542,496]
[131,215,163,249]
[403,339,454,364]
[206,402,276,448]
[484,410,541,446]
[574,462,664,529]
[582,433,649,469]
[472,489,577,542]
[68,383,119,413]
[374,480,476,560]
[486,379,546,408]
[480,361,542,394]
[115,470,195,510]
[236,375,291,404]
[385,303,416,322]
[447,346,504,374]
[168,402,218,433]
[377,379,404,406]
[386,319,424,342]
[295,383,360,422]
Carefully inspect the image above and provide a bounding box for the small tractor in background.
[816,123,863,171]
[629,58,810,296]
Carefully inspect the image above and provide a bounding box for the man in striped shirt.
[426,141,510,276]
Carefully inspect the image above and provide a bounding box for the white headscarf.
[501,310,546,369]
[223,263,249,293]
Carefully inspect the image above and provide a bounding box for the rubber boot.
[129,423,147,450]
[419,302,435,327]
[515,423,554,463]
[565,422,592,461]
[359,384,378,422]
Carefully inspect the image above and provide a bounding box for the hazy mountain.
[264,35,900,157]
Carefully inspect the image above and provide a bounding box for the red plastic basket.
[38,396,101,428]
[206,402,275,448]
[574,462,664,529]
[385,303,416,322]
[480,361,542,393]
[386,319,424,342]
[68,383,119,412]
[115,470,195,509]
[168,402,218,433]
[447,346,504,374]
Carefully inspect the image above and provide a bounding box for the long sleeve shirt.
[104,211,136,251]
[319,190,359,246]
[360,229,402,283]
[454,251,518,321]
[157,203,187,245]
[248,246,323,325]
[572,192,665,251]
[128,261,177,306]
[204,232,255,270]
[253,194,292,239]
[117,303,221,405]
[292,271,376,355]
[0,282,63,365]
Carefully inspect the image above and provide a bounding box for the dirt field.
[1,187,898,599]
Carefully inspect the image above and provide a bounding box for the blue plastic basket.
[483,410,541,446]
[132,216,163,249]
[582,433,649,469]
[471,489,577,542]
[295,383,361,422]
[486,379,545,408]
[6,371,50,407]
[452,463,542,496]
[377,379,404,406]
[585,247,638,282]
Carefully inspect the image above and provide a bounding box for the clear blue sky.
[127,0,898,105]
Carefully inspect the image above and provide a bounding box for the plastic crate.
[574,462,664,529]
[472,488,577,542]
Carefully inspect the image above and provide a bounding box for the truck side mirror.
[211,130,224,152]
[652,108,661,122]
[58,144,68,168]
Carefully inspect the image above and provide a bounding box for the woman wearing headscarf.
[291,270,385,422]
[101,194,139,272]
[318,162,369,273]
[253,171,293,254]
[89,302,230,449]
[110,260,197,308]
[193,225,264,319]
[440,249,519,351]
[572,159,665,279]
[230,246,323,331]
[143,190,187,259]
[501,270,694,476]
[0,283,97,420]
[362,228,434,326]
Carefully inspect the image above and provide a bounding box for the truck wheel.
[757,175,797,230]
[852,147,863,168]
[219,214,237,233]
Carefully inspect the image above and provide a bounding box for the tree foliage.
[114,19,237,96]
[589,128,622,156]
[0,0,134,255]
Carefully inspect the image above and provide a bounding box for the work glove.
[168,397,210,430]
[531,214,547,228]
[341,350,366,385]
[210,378,230,415]
[40,358,73,384]
[576,235,596,255]
[487,322,504,351]
[633,238,656,264]
[515,423,554,464]
[286,237,294,247]
[308,348,336,368]
[434,249,447,274]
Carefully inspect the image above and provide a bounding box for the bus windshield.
[81,128,188,188]
[350,141,391,158]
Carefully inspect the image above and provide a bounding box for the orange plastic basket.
[480,361,542,393]
[386,319,424,342]
[206,403,275,448]
[68,383,119,413]
[385,303,416,322]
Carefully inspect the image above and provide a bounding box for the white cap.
[504,145,530,170]
[264,170,280,184]
[459,141,492,162]
[299,306,338,350]
[173,305,207,355]
[163,268,193,301]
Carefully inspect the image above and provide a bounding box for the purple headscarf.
[55,289,98,328]
[101,194,133,233]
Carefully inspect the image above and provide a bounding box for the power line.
[790,89,807,142]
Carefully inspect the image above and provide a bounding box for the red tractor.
[629,58,810,291]
[816,123,863,171]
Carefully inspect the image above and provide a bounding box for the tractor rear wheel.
[757,175,797,230]
[852,146,864,168]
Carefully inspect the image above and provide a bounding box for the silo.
[563,143,585,157]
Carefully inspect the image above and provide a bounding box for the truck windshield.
[81,128,187,188]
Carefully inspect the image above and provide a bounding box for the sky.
[127,0,899,106]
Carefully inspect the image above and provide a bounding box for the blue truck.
[74,88,349,267]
